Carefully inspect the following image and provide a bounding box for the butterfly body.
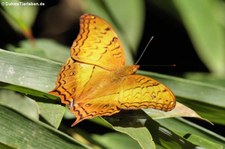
[49,14,176,126]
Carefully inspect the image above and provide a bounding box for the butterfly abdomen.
[113,65,139,78]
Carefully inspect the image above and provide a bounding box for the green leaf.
[113,125,155,149]
[92,133,142,149]
[99,116,156,149]
[177,97,225,125]
[184,72,225,88]
[0,90,39,120]
[0,82,65,129]
[156,118,225,148]
[0,105,89,149]
[103,114,224,148]
[0,82,57,102]
[173,0,225,75]
[0,49,61,92]
[103,114,196,148]
[0,142,16,149]
[108,115,223,148]
[7,39,70,62]
[37,102,65,128]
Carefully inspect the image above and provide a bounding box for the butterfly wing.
[70,93,120,126]
[50,14,125,103]
[49,58,113,105]
[70,73,176,126]
[49,58,92,104]
[49,14,176,127]
[118,75,176,111]
[71,14,125,70]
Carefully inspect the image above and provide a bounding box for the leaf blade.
[0,105,89,149]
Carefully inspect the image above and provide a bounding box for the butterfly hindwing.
[118,74,176,111]
[70,93,120,126]
[69,67,175,126]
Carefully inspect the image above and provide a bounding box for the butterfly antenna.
[135,36,154,65]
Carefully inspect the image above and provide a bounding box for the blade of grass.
[0,142,16,149]
[184,72,225,88]
[0,90,39,120]
[156,118,225,148]
[0,49,61,92]
[0,105,89,149]
[92,133,142,149]
[37,102,65,128]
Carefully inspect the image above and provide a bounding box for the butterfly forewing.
[49,58,96,104]
[71,14,126,71]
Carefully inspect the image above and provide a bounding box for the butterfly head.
[126,65,140,74]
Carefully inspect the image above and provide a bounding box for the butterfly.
[49,14,176,126]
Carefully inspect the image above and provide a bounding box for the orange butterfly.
[49,14,176,126]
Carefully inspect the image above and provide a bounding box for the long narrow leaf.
[0,105,89,149]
